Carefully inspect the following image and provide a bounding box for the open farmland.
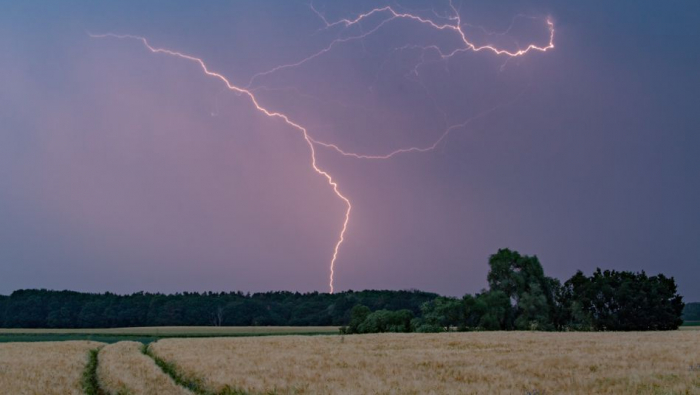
[150,332,700,395]
[0,340,103,395]
[97,341,193,395]
[1,332,698,394]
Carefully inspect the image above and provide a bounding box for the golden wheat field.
[0,340,103,395]
[1,332,698,394]
[97,340,193,395]
[150,332,700,395]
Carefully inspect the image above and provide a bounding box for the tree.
[211,306,224,326]
[343,305,371,334]
[563,269,684,331]
[463,291,511,330]
[513,283,552,330]
[357,310,414,333]
[486,249,559,330]
[412,297,463,332]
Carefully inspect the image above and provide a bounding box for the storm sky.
[1,1,699,300]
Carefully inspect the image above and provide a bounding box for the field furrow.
[151,332,700,395]
[97,341,194,395]
[0,340,103,395]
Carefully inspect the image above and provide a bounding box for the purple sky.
[1,1,699,300]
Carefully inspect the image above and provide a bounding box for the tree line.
[684,303,700,321]
[0,289,436,328]
[0,249,687,331]
[343,249,686,333]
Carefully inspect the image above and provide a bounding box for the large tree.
[463,291,511,330]
[562,269,684,331]
[486,249,560,330]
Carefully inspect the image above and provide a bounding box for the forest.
[683,302,700,321]
[0,249,688,331]
[0,289,436,328]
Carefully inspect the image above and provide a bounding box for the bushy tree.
[341,305,414,334]
[486,249,560,330]
[357,309,413,333]
[463,291,511,330]
[343,304,371,334]
[513,283,553,330]
[563,269,684,331]
[412,297,463,332]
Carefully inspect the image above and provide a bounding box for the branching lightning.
[248,1,554,87]
[89,0,554,294]
[87,33,350,294]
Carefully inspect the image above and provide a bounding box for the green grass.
[0,326,339,343]
[141,344,209,394]
[81,348,105,395]
[0,334,161,344]
[141,343,249,395]
[0,326,338,336]
[681,321,700,329]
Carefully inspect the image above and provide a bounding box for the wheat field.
[1,332,698,394]
[151,332,700,395]
[97,341,193,395]
[0,340,102,395]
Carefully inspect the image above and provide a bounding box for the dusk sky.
[1,1,699,300]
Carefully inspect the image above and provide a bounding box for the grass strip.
[82,348,106,395]
[141,343,251,395]
[0,331,337,345]
[140,342,206,393]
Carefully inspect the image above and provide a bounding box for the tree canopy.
[0,289,435,328]
[0,249,685,331]
[410,249,684,332]
[559,269,685,331]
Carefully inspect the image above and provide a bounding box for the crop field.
[150,332,700,395]
[1,332,698,394]
[97,341,192,395]
[0,340,103,395]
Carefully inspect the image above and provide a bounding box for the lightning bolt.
[89,1,554,294]
[248,1,554,88]
[308,86,530,160]
[87,33,350,294]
